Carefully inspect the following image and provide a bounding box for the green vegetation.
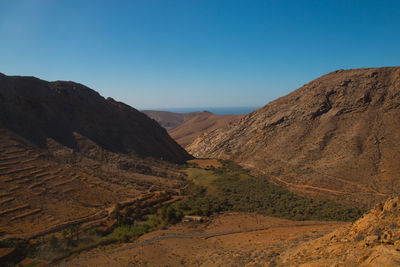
[177,160,364,221]
[0,238,34,266]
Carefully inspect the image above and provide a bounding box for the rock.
[278,197,400,266]
[365,235,379,246]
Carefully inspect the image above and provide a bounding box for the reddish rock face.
[188,67,400,206]
[0,73,191,163]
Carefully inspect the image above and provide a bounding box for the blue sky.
[1,1,399,109]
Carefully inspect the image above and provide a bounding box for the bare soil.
[63,212,343,266]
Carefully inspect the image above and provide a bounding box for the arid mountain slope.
[0,73,191,163]
[142,110,202,129]
[168,112,242,147]
[188,67,400,206]
[279,197,400,266]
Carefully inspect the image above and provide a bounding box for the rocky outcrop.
[0,73,191,163]
[188,67,400,206]
[279,197,400,266]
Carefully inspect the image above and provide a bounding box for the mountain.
[142,110,203,129]
[0,73,191,163]
[0,73,191,240]
[188,67,400,206]
[143,110,243,148]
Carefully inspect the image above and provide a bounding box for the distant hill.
[143,110,242,148]
[168,112,243,148]
[0,73,191,163]
[142,110,203,129]
[188,67,400,207]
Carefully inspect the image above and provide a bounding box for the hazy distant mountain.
[188,67,400,206]
[0,73,191,163]
[142,110,203,129]
[143,110,242,148]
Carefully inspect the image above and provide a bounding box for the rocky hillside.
[188,67,400,206]
[0,73,191,163]
[279,197,400,266]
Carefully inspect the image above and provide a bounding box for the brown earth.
[188,67,400,207]
[60,212,343,267]
[142,110,242,148]
[0,73,191,163]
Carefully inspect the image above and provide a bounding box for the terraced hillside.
[0,127,186,240]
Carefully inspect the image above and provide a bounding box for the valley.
[1,68,400,266]
[2,0,400,265]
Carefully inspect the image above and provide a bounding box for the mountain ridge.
[0,73,191,163]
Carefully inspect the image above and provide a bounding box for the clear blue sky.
[1,1,399,109]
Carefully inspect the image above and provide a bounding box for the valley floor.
[60,212,344,266]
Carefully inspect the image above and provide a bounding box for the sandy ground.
[62,212,344,267]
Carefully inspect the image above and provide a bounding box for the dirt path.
[58,221,341,267]
[270,175,346,195]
